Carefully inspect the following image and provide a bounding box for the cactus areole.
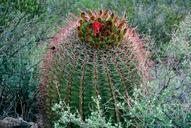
[40,10,152,127]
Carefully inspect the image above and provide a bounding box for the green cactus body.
[40,11,151,127]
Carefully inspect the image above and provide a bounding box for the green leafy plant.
[1,0,42,14]
[0,3,62,122]
[52,96,122,128]
[120,14,191,128]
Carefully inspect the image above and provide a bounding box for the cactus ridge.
[39,12,152,127]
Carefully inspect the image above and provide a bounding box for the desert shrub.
[0,0,42,14]
[52,96,122,128]
[0,11,44,121]
[0,0,43,34]
[0,0,80,121]
[123,67,191,127]
[0,9,63,121]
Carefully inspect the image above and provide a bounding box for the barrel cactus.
[39,10,152,127]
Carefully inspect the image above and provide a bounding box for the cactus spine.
[40,10,151,127]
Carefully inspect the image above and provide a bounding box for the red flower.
[92,21,102,36]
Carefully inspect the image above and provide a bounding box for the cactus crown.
[77,10,127,48]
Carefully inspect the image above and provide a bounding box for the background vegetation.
[0,0,191,127]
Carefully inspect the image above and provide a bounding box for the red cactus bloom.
[92,21,102,36]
